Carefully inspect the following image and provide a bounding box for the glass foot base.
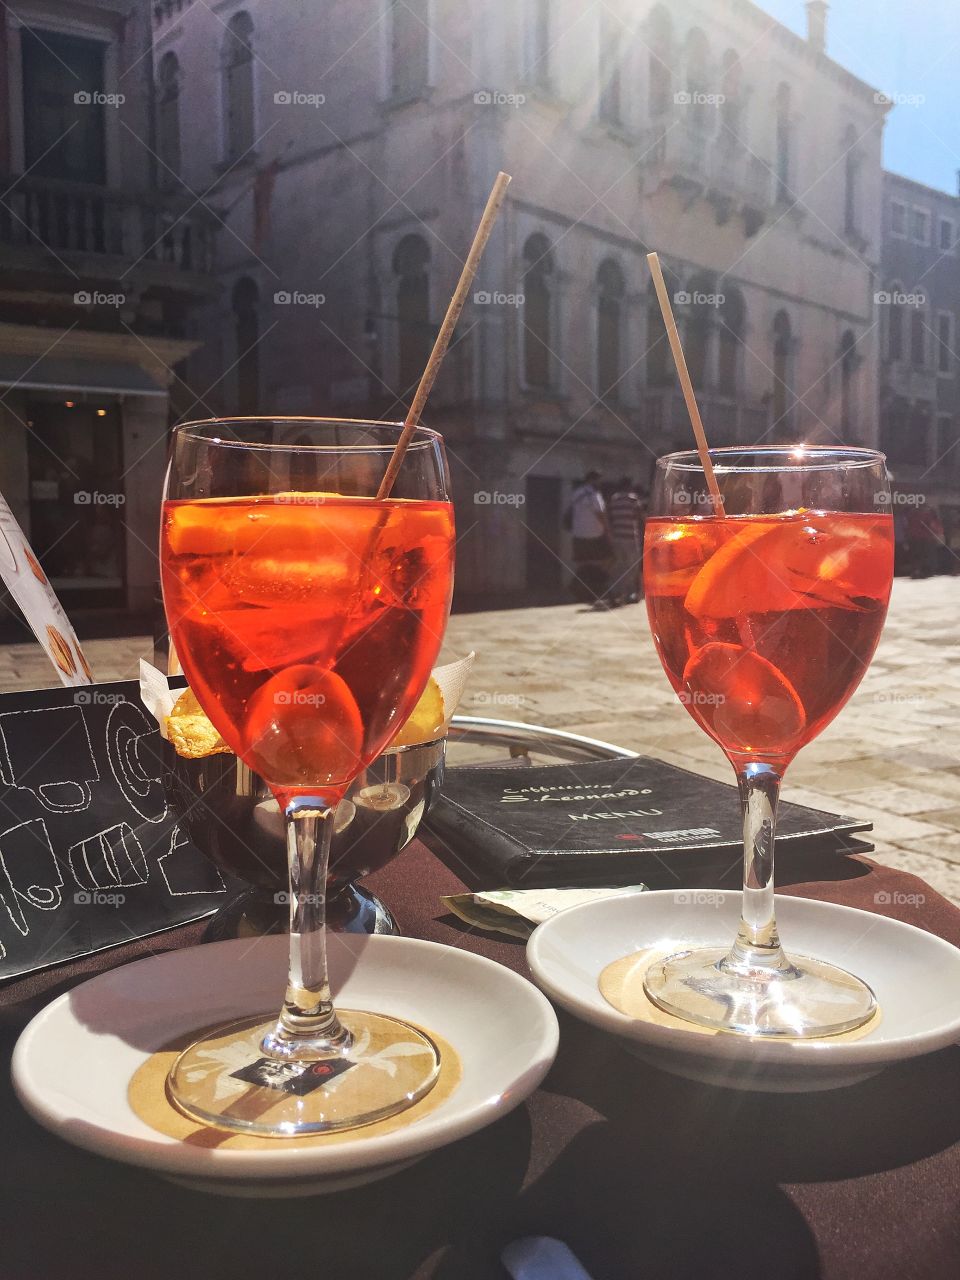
[167,1010,441,1137]
[643,947,877,1038]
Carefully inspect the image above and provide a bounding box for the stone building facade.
[878,169,960,526]
[153,0,888,602]
[0,0,217,623]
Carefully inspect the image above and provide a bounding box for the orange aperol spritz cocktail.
[162,494,453,808]
[645,509,893,769]
[160,419,454,1136]
[641,447,894,1038]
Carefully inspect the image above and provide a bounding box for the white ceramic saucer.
[527,890,960,1092]
[12,934,558,1196]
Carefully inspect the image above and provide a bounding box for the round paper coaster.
[129,1018,461,1149]
[599,947,882,1042]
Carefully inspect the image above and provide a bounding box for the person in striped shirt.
[605,477,645,606]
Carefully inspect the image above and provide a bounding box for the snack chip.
[391,676,445,748]
[166,687,232,759]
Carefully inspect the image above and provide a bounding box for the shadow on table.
[0,1037,533,1280]
[425,1045,960,1279]
[432,1134,819,1280]
[542,1017,960,1184]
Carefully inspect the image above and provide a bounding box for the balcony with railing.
[0,174,216,286]
[641,118,771,223]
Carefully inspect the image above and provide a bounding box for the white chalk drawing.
[0,705,98,812]
[0,818,64,936]
[105,700,167,823]
[68,822,149,892]
[159,823,226,896]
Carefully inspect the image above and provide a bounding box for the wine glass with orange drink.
[160,418,454,1135]
[642,446,893,1037]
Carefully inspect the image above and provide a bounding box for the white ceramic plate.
[527,890,960,1092]
[12,934,558,1196]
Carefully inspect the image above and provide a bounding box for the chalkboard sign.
[0,678,238,982]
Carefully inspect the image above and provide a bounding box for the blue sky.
[756,0,959,194]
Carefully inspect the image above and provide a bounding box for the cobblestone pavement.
[2,576,958,903]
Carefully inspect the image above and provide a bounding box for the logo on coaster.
[229,1056,355,1095]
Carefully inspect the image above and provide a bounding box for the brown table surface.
[2,842,959,1280]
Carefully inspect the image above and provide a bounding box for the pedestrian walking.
[605,477,643,606]
[566,471,613,603]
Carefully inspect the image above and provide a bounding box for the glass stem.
[725,762,794,976]
[261,795,351,1061]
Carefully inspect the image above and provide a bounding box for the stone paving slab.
[2,576,958,903]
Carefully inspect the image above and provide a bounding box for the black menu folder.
[421,757,872,889]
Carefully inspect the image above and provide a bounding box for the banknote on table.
[442,885,647,939]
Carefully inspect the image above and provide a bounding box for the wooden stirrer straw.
[377,171,512,499]
[646,252,725,516]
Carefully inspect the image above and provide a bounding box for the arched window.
[772,310,792,425]
[157,51,181,181]
[775,83,791,202]
[647,7,672,118]
[685,28,709,132]
[684,274,715,389]
[222,12,255,161]
[598,8,622,124]
[717,288,745,395]
[840,329,856,432]
[886,283,904,361]
[232,277,260,412]
[393,234,431,392]
[596,259,625,400]
[910,305,927,367]
[391,0,429,99]
[719,50,742,140]
[843,124,859,235]
[523,233,554,389]
[646,267,678,388]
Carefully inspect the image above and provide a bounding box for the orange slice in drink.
[682,641,806,756]
[684,522,795,618]
[245,666,363,787]
[685,516,885,619]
